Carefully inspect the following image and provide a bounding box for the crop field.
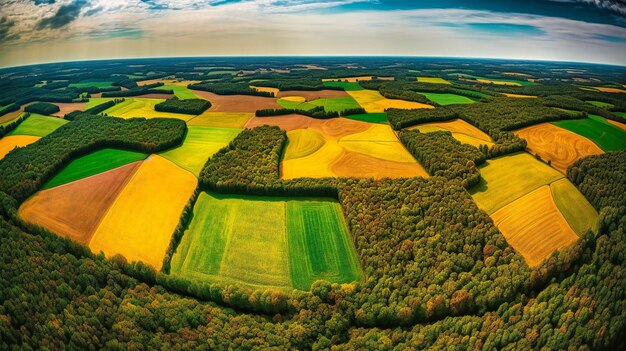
[159,126,241,176]
[503,93,537,98]
[192,90,281,112]
[97,98,196,121]
[283,129,326,160]
[515,123,603,173]
[52,102,86,117]
[7,114,68,137]
[42,148,148,189]
[170,192,361,290]
[490,186,579,268]
[187,112,253,128]
[606,116,626,131]
[277,96,362,113]
[550,178,598,236]
[19,162,142,245]
[417,92,475,105]
[552,114,626,151]
[593,86,626,93]
[89,155,197,269]
[154,85,199,99]
[277,90,349,100]
[471,152,564,214]
[322,81,363,91]
[0,110,23,126]
[0,135,40,160]
[250,85,279,95]
[586,100,613,108]
[348,89,434,113]
[343,113,388,123]
[417,77,451,84]
[408,119,494,148]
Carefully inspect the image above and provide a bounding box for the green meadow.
[417,92,476,105]
[552,114,626,151]
[7,114,68,137]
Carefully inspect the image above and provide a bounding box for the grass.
[159,126,241,176]
[417,77,451,84]
[343,113,388,123]
[277,96,362,113]
[89,155,197,270]
[286,200,362,290]
[0,135,40,160]
[347,90,433,113]
[7,114,68,137]
[550,178,598,236]
[470,152,564,214]
[42,148,148,189]
[323,81,364,91]
[490,186,579,268]
[552,114,626,151]
[586,100,614,108]
[417,92,475,105]
[170,192,361,290]
[154,85,198,99]
[614,112,626,119]
[453,89,489,98]
[69,80,114,88]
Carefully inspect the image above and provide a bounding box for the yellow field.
[348,90,434,113]
[281,96,306,102]
[284,129,326,160]
[471,152,564,214]
[0,135,40,160]
[503,93,537,98]
[89,155,197,269]
[477,79,522,86]
[250,85,279,95]
[593,87,626,93]
[417,77,451,84]
[607,119,626,131]
[515,123,603,174]
[550,178,598,236]
[282,122,428,179]
[187,112,253,128]
[491,186,579,268]
[408,119,494,147]
[137,79,201,87]
[100,98,195,121]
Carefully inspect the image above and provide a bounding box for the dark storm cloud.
[0,16,20,42]
[35,0,88,30]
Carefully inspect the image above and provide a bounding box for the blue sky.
[0,0,625,67]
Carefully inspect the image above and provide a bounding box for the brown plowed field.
[193,91,281,112]
[53,102,86,117]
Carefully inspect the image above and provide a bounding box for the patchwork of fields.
[170,192,361,290]
[409,119,494,148]
[552,115,626,151]
[348,90,434,112]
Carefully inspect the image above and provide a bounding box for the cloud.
[550,0,626,16]
[0,16,20,42]
[35,0,88,30]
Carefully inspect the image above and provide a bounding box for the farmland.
[552,114,626,151]
[0,135,40,160]
[348,89,434,112]
[7,114,68,137]
[417,92,475,105]
[515,123,603,173]
[170,192,360,290]
[96,98,196,121]
[408,119,494,148]
[417,77,451,84]
[89,155,197,269]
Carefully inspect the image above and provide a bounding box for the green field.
[586,100,614,108]
[277,96,362,113]
[170,192,361,290]
[614,111,626,119]
[286,201,362,290]
[471,152,564,214]
[69,80,114,88]
[343,113,388,123]
[154,85,198,99]
[42,148,148,189]
[159,126,241,176]
[452,73,536,86]
[552,114,626,151]
[93,97,195,121]
[417,92,475,105]
[7,114,68,137]
[452,89,489,98]
[550,178,598,236]
[323,81,364,91]
[417,77,451,84]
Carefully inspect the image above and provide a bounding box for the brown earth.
[245,114,370,138]
[53,102,86,117]
[18,161,142,245]
[192,91,281,112]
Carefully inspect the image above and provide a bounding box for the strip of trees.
[155,97,211,115]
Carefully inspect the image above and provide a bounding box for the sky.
[0,0,625,68]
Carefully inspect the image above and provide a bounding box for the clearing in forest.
[277,96,362,113]
[89,155,197,270]
[408,119,494,148]
[552,114,626,151]
[593,86,626,93]
[550,178,598,236]
[18,161,142,245]
[7,113,68,137]
[417,92,475,105]
[416,77,451,84]
[470,152,563,214]
[322,81,363,91]
[503,93,537,99]
[169,192,361,290]
[42,148,148,189]
[96,98,195,121]
[490,186,579,268]
[192,90,281,112]
[52,102,86,117]
[0,135,40,160]
[68,80,114,88]
[348,89,434,113]
[159,126,241,176]
[515,123,603,174]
